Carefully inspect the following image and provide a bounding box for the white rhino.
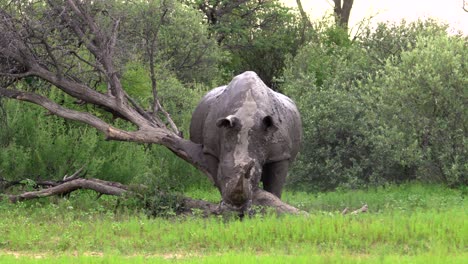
[190,71,302,211]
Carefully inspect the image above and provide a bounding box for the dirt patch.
[0,250,202,260]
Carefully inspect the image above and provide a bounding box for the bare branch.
[7,178,128,203]
[155,99,180,136]
[342,204,368,215]
[69,50,107,75]
[0,72,35,79]
[57,0,125,101]
[0,86,160,143]
[136,0,180,135]
[351,204,368,215]
[63,166,85,181]
[108,18,120,58]
[0,86,111,134]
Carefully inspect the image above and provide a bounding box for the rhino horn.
[234,172,245,193]
[245,161,255,179]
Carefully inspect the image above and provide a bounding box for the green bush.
[359,19,450,67]
[282,20,467,191]
[371,34,467,186]
[0,99,149,183]
[121,0,222,85]
[282,25,381,191]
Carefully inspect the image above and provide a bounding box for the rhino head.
[215,88,277,212]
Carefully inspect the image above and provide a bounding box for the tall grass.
[0,208,465,255]
[0,184,465,262]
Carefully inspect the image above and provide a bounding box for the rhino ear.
[216,115,238,128]
[262,115,276,130]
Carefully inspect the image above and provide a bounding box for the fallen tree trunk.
[252,189,302,214]
[1,174,303,215]
[5,178,127,203]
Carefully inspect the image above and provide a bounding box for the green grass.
[0,184,466,263]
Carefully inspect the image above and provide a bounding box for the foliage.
[125,0,223,85]
[359,19,451,67]
[0,0,465,196]
[220,1,304,87]
[282,20,467,191]
[0,95,211,190]
[371,34,467,186]
[0,98,146,183]
[186,0,308,87]
[283,25,375,191]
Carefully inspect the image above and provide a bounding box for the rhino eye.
[262,115,274,129]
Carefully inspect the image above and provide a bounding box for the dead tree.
[0,0,300,214]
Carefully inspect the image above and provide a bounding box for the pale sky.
[282,0,468,35]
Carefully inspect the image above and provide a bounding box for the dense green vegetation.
[1,0,466,262]
[0,184,466,262]
[0,0,466,192]
[283,19,467,191]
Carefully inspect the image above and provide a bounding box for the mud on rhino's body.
[190,71,302,210]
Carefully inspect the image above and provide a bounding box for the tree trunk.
[333,0,354,29]
[2,175,303,215]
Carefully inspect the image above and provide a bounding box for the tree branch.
[0,86,111,133]
[59,0,125,101]
[6,178,128,203]
[2,176,304,215]
[296,0,312,29]
[333,0,354,29]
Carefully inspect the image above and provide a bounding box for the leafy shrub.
[122,0,222,85]
[371,34,467,186]
[282,20,466,191]
[282,25,381,191]
[0,99,149,183]
[359,19,450,67]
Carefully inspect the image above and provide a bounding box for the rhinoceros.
[190,71,302,211]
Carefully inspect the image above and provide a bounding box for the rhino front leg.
[261,160,289,199]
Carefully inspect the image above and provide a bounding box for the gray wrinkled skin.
[190,71,302,211]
